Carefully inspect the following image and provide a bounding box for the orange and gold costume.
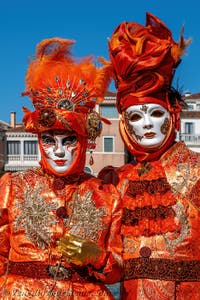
[0,169,122,299]
[101,142,200,299]
[0,38,123,299]
[98,12,200,299]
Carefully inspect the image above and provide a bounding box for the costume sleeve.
[90,183,124,284]
[0,173,11,276]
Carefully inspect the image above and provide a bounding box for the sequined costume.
[98,12,200,300]
[0,38,122,299]
[0,168,122,299]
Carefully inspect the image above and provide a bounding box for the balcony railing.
[179,134,200,145]
[4,154,40,171]
[6,154,40,162]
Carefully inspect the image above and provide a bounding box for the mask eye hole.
[128,113,142,122]
[41,135,55,145]
[62,136,77,146]
[151,110,165,118]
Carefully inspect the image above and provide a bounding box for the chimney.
[10,112,16,128]
[185,91,191,97]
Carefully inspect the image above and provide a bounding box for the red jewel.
[139,246,152,258]
[89,155,94,165]
[56,206,68,219]
[53,178,66,190]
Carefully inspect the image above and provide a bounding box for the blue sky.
[1,0,199,123]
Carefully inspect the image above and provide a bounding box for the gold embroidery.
[163,202,190,254]
[138,162,152,177]
[68,190,107,242]
[171,163,197,195]
[14,187,58,249]
[160,117,170,135]
[140,105,148,113]
[123,236,137,254]
[124,111,143,141]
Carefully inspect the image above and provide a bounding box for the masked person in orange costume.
[99,13,200,300]
[0,38,123,299]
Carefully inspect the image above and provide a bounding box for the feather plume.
[23,37,112,112]
[171,25,192,62]
[94,57,113,102]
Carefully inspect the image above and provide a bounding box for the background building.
[3,112,40,173]
[0,119,11,174]
[4,125,39,172]
[179,92,200,153]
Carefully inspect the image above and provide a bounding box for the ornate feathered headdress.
[22,38,112,147]
[22,37,112,176]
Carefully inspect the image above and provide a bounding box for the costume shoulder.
[0,172,12,187]
[187,146,200,209]
[162,142,200,209]
[98,165,120,186]
[0,168,44,193]
[98,163,135,186]
[81,171,120,199]
[0,172,12,208]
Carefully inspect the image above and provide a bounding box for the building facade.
[4,127,40,172]
[0,119,11,173]
[179,93,200,153]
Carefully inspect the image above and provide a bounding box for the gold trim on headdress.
[22,38,112,140]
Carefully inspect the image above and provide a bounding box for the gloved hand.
[56,233,102,266]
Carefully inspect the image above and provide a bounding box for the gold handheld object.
[56,233,102,266]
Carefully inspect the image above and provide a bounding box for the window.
[103,137,114,152]
[7,141,20,155]
[185,122,194,134]
[24,141,38,155]
[187,105,194,111]
[100,105,118,118]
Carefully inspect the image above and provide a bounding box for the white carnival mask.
[40,130,78,174]
[124,103,170,148]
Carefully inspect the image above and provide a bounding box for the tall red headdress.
[108,13,191,161]
[22,38,112,175]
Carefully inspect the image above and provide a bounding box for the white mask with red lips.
[40,130,78,174]
[124,103,170,149]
